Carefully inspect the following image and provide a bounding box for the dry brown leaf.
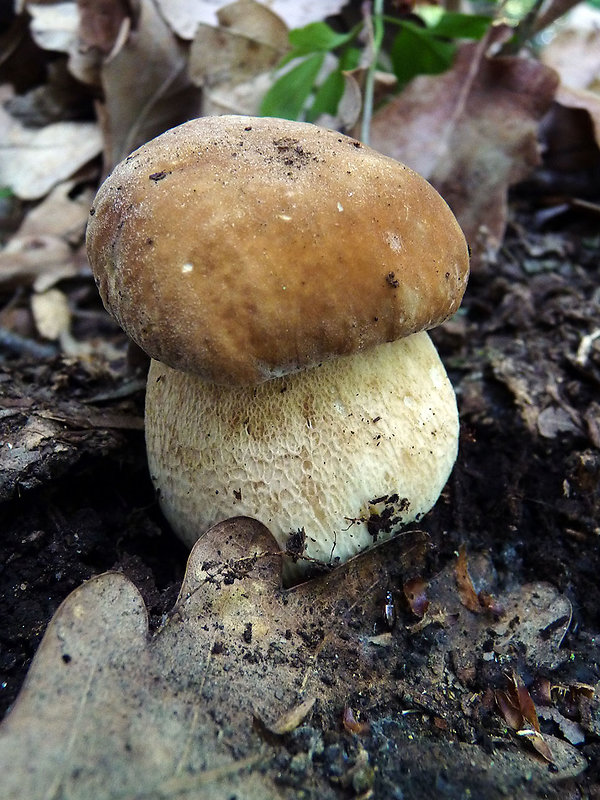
[155,0,348,39]
[0,86,101,200]
[265,696,316,735]
[18,180,94,243]
[27,1,79,53]
[455,544,483,613]
[0,521,585,797]
[517,729,555,763]
[369,27,559,268]
[189,20,285,87]
[0,179,90,292]
[402,576,429,618]
[496,674,556,762]
[540,6,600,91]
[217,0,288,50]
[31,288,71,341]
[555,84,600,149]
[342,706,370,735]
[496,688,525,731]
[189,0,288,117]
[0,235,76,290]
[83,0,201,170]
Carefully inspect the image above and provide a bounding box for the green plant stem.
[360,0,385,145]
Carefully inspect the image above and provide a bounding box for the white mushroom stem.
[145,331,458,581]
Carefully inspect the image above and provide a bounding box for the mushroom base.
[145,332,459,581]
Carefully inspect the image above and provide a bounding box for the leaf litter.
[0,517,590,798]
[1,2,600,797]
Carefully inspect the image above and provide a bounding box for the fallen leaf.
[27,1,79,53]
[31,287,71,341]
[517,729,555,763]
[455,544,481,612]
[0,86,102,200]
[85,0,202,169]
[264,696,316,735]
[218,0,289,50]
[496,673,556,762]
[0,521,586,796]
[17,180,94,244]
[155,0,349,39]
[537,706,586,746]
[0,234,76,290]
[403,576,430,618]
[540,5,600,91]
[554,84,600,149]
[369,27,559,268]
[342,705,370,735]
[514,672,541,732]
[189,0,288,117]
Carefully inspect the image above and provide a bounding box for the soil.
[0,201,599,798]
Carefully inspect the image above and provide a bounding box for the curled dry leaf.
[79,0,201,170]
[342,706,371,736]
[496,673,555,763]
[263,696,317,736]
[403,576,430,618]
[217,0,289,50]
[369,26,559,268]
[455,544,501,615]
[189,0,288,117]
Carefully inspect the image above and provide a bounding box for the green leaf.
[339,46,362,72]
[390,23,456,86]
[428,11,492,39]
[0,186,13,199]
[260,53,325,120]
[289,21,359,54]
[305,47,361,122]
[306,70,345,122]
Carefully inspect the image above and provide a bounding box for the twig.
[0,327,57,360]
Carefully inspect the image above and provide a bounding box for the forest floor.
[0,200,599,799]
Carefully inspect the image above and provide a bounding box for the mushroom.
[86,115,469,580]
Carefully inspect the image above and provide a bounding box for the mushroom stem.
[145,331,458,582]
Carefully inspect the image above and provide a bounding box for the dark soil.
[0,203,599,798]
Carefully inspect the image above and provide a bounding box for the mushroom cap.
[145,331,458,579]
[86,115,469,385]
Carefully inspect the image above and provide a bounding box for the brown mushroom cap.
[86,115,469,385]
